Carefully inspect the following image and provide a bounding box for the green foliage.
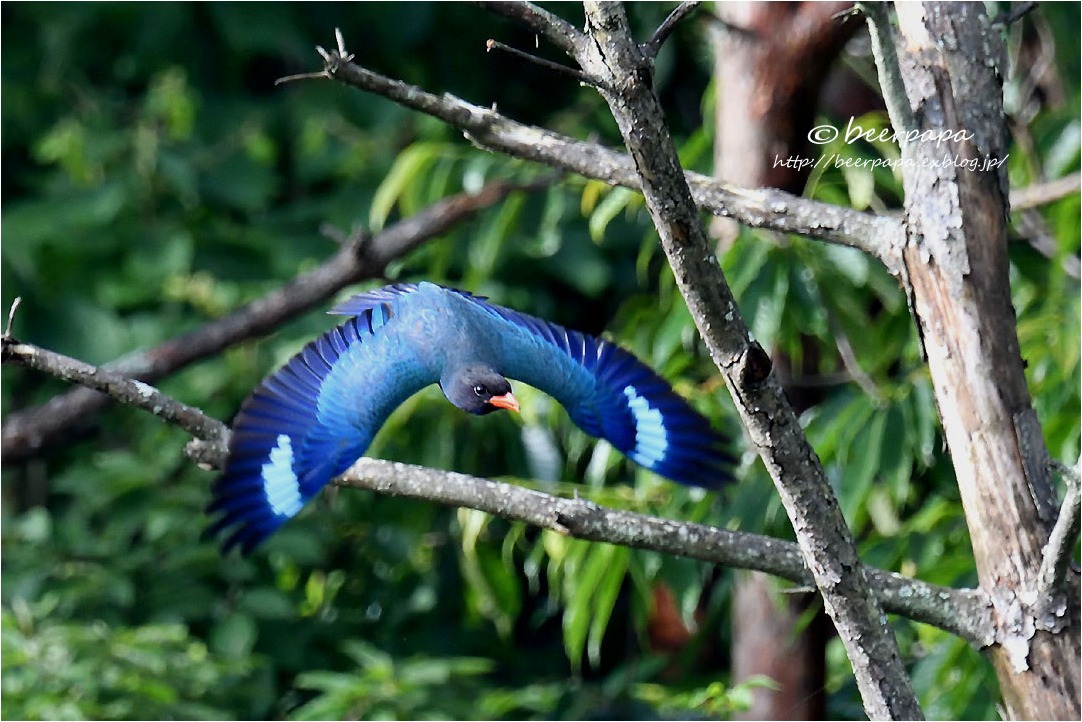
[2,597,254,720]
[289,642,497,720]
[635,676,780,718]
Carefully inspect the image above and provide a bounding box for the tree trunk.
[890,3,1080,718]
[732,572,828,721]
[712,5,860,716]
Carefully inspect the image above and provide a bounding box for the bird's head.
[441,365,520,416]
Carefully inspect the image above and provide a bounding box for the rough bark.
[886,3,1080,718]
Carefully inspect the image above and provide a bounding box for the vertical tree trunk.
[712,6,859,717]
[713,1,860,249]
[890,3,1080,718]
[732,572,828,720]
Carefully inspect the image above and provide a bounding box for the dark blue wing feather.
[458,294,735,489]
[207,298,435,554]
[327,283,421,318]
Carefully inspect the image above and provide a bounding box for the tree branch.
[3,332,994,648]
[309,33,904,271]
[1,177,548,463]
[1035,462,1081,614]
[544,3,923,718]
[485,39,593,84]
[474,1,585,57]
[860,2,918,154]
[338,458,995,648]
[888,4,1078,716]
[1009,171,1082,211]
[643,1,701,59]
[1,335,227,446]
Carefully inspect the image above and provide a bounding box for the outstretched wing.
[461,294,735,489]
[207,300,434,554]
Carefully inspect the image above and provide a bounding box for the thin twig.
[830,315,881,400]
[275,71,330,86]
[1012,208,1082,280]
[1036,461,1082,602]
[4,297,21,339]
[485,39,594,84]
[831,4,862,22]
[1,334,995,648]
[643,1,702,59]
[991,1,1038,27]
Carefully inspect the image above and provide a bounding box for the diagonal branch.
[643,1,702,59]
[564,3,922,718]
[2,336,227,445]
[1009,171,1082,211]
[1,332,995,648]
[1035,462,1081,613]
[474,1,585,56]
[309,35,904,271]
[486,39,594,84]
[861,2,918,154]
[2,177,549,463]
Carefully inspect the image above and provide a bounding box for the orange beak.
[488,391,521,413]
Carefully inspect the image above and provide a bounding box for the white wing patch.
[262,434,304,517]
[622,385,668,466]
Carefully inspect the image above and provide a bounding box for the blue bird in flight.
[207,282,734,553]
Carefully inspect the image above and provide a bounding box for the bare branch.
[2,178,548,463]
[4,297,21,339]
[860,2,918,154]
[1036,463,1081,604]
[485,38,594,85]
[1,337,227,444]
[991,1,1038,27]
[307,33,904,270]
[643,1,701,59]
[1010,171,1082,211]
[2,335,994,648]
[475,1,585,57]
[574,4,921,718]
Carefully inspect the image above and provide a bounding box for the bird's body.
[208,282,734,553]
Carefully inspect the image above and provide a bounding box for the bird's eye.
[473,384,487,397]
